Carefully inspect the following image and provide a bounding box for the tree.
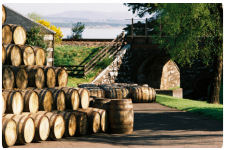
[125,3,223,104]
[71,22,85,39]
[27,12,41,21]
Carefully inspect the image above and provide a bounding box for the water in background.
[61,26,125,39]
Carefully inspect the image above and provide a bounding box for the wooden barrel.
[44,67,56,88]
[28,113,50,142]
[130,86,156,103]
[78,88,90,109]
[142,84,149,87]
[90,108,108,133]
[85,87,105,98]
[98,84,111,88]
[18,45,35,65]
[44,112,65,140]
[2,44,6,64]
[4,114,35,144]
[11,66,28,89]
[56,111,76,137]
[72,110,88,136]
[109,99,134,134]
[55,67,68,87]
[34,89,53,112]
[110,83,128,87]
[2,95,6,114]
[2,24,12,44]
[33,46,46,66]
[60,87,80,110]
[5,44,22,66]
[92,97,111,110]
[103,87,129,99]
[124,83,139,91]
[10,24,26,45]
[77,108,101,134]
[2,90,24,114]
[48,88,66,111]
[78,83,98,88]
[2,66,15,89]
[2,118,17,147]
[2,5,6,24]
[26,66,45,88]
[19,89,39,113]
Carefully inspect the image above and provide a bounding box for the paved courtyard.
[12,103,223,148]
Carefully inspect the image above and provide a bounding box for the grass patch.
[67,68,101,87]
[156,94,223,121]
[168,86,180,90]
[55,44,114,87]
[54,45,104,66]
[67,56,114,87]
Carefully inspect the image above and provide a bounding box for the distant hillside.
[49,21,129,28]
[44,10,134,20]
[43,10,132,27]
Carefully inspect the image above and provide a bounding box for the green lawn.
[156,94,223,121]
[67,69,100,87]
[55,44,113,87]
[54,45,104,66]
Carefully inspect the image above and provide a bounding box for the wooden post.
[145,18,147,37]
[131,18,134,39]
[52,33,55,66]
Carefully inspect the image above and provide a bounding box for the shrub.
[70,22,85,39]
[26,26,46,49]
[37,19,63,44]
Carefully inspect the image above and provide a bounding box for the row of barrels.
[2,87,90,115]
[2,108,107,147]
[2,65,68,89]
[2,44,46,66]
[79,83,156,103]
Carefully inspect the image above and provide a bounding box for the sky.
[4,3,139,18]
[2,3,148,38]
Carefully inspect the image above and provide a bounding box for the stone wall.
[156,88,183,98]
[92,45,131,84]
[61,41,111,47]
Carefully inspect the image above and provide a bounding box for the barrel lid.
[94,98,111,103]
[110,99,132,104]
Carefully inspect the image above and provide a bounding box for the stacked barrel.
[1,5,105,148]
[2,5,146,147]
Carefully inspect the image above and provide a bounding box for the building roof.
[4,5,55,34]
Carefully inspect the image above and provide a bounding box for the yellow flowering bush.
[37,19,63,44]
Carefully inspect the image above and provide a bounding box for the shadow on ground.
[12,103,223,148]
[60,107,223,147]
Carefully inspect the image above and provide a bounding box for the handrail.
[56,32,125,76]
[84,32,125,75]
[84,32,124,67]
